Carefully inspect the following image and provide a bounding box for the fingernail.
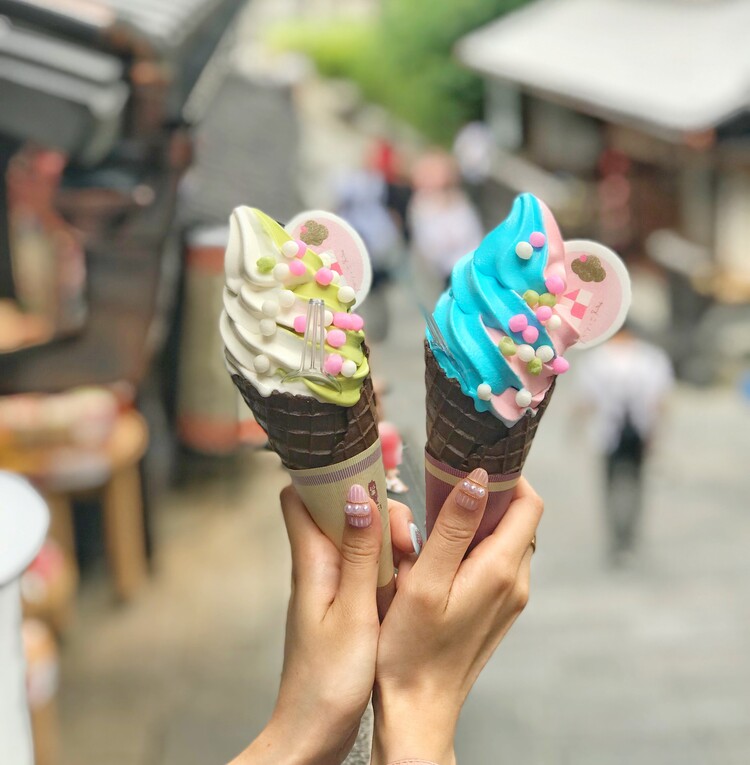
[456,467,488,511]
[408,522,423,555]
[347,484,368,503]
[345,484,371,528]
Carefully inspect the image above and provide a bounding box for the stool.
[8,411,149,601]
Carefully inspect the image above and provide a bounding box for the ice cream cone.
[424,193,630,551]
[221,207,394,606]
[424,341,555,549]
[231,366,395,601]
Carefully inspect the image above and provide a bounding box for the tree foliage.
[271,0,529,144]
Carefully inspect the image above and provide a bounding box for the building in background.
[457,0,750,381]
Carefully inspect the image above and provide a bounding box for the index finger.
[412,467,489,596]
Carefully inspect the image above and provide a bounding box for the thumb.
[336,484,382,612]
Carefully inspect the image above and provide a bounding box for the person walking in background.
[333,144,405,343]
[577,325,674,565]
[368,138,413,247]
[407,150,484,289]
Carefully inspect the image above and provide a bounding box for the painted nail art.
[345,484,372,528]
[408,522,423,555]
[456,467,488,511]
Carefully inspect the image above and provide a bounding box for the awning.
[456,0,750,136]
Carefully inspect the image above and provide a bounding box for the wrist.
[233,718,324,765]
[371,685,457,765]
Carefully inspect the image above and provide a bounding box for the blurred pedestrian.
[333,151,403,342]
[408,150,483,289]
[577,326,674,564]
[368,138,413,245]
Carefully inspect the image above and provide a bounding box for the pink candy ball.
[315,267,334,286]
[324,354,343,375]
[348,314,364,331]
[529,231,546,248]
[522,325,539,344]
[551,357,570,375]
[294,239,306,258]
[508,313,528,333]
[326,329,346,348]
[536,306,553,322]
[545,275,565,295]
[289,259,306,277]
[293,315,306,333]
[333,312,350,329]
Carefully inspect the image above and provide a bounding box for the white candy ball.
[536,345,554,363]
[515,388,532,408]
[515,241,533,260]
[547,314,562,330]
[262,299,280,318]
[341,359,357,378]
[278,289,296,308]
[259,319,276,337]
[338,285,356,304]
[254,354,270,374]
[517,344,535,362]
[281,240,299,259]
[477,383,492,401]
[331,271,341,284]
[273,263,290,281]
[324,310,333,327]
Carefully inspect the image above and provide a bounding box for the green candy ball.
[527,358,543,376]
[523,290,540,307]
[256,256,276,273]
[539,292,557,307]
[499,337,516,357]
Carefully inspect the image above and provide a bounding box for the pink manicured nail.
[409,522,423,555]
[345,484,371,528]
[456,467,488,511]
[347,484,368,504]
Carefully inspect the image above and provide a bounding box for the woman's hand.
[372,471,544,765]
[233,487,418,765]
[233,484,381,765]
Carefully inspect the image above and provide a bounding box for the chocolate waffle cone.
[231,371,379,470]
[425,340,555,475]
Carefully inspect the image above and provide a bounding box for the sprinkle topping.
[522,325,539,344]
[315,267,334,286]
[515,389,532,408]
[326,329,346,348]
[515,241,533,259]
[289,259,306,277]
[477,383,492,400]
[529,231,546,248]
[509,314,528,333]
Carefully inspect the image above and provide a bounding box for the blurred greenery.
[269,0,529,145]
